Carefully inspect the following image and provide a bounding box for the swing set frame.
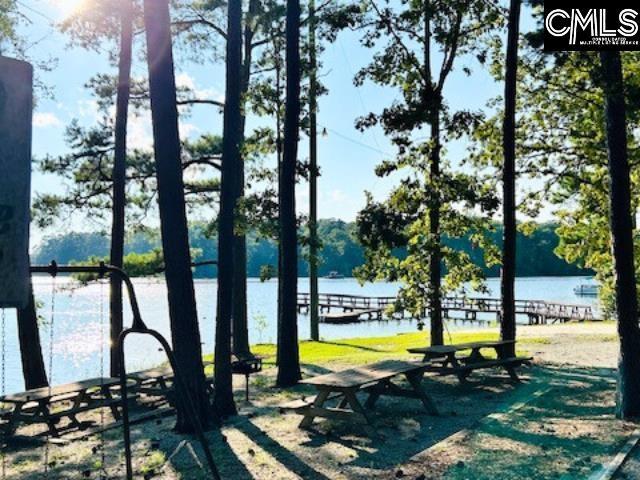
[30,261,221,480]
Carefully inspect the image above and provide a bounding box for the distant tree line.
[32,219,591,279]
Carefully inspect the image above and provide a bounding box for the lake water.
[0,275,599,394]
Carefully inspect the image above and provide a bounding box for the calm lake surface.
[0,276,599,394]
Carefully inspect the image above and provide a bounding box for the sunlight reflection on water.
[0,275,598,394]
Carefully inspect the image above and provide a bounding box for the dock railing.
[297,293,597,323]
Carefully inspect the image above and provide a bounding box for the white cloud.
[329,189,348,203]
[77,99,100,121]
[176,72,197,91]
[175,72,225,104]
[180,122,200,140]
[33,112,62,128]
[127,111,154,150]
[125,115,199,150]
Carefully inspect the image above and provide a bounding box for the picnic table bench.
[127,363,216,405]
[128,356,262,402]
[0,377,126,437]
[281,360,439,436]
[407,340,531,383]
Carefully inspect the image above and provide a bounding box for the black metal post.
[30,262,221,480]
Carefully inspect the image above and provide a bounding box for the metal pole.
[30,263,221,480]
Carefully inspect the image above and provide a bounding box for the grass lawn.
[204,329,538,368]
[4,322,630,479]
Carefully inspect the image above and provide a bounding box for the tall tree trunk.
[231,0,259,359]
[215,0,242,418]
[308,0,320,341]
[17,280,48,389]
[109,0,133,377]
[500,0,521,359]
[275,34,284,362]
[423,0,442,347]
[276,0,302,387]
[429,108,443,347]
[143,0,210,431]
[600,51,640,419]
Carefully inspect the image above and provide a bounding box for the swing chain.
[1,308,6,480]
[1,308,5,400]
[44,276,57,478]
[98,279,106,479]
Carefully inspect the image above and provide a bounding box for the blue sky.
[13,0,539,246]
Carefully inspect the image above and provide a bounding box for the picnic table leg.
[299,389,330,429]
[505,365,521,382]
[158,377,175,406]
[494,343,508,360]
[364,391,381,409]
[466,347,486,364]
[102,385,122,421]
[446,353,470,384]
[364,380,388,409]
[405,372,439,416]
[38,402,60,438]
[67,390,90,429]
[2,402,23,437]
[343,390,378,437]
[493,344,522,382]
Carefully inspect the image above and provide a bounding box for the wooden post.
[0,56,32,309]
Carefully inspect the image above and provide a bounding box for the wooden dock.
[297,293,598,325]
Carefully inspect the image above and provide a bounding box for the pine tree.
[276,0,302,387]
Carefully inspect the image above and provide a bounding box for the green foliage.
[346,0,505,319]
[470,18,640,315]
[0,0,26,56]
[259,264,276,282]
[71,249,164,282]
[32,80,223,230]
[33,219,590,279]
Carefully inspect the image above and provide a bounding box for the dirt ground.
[517,322,618,368]
[2,321,638,480]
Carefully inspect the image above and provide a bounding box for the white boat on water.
[573,283,599,296]
[325,271,345,279]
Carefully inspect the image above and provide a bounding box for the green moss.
[140,451,166,476]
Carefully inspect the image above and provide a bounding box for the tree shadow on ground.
[438,366,624,480]
[285,372,533,474]
[234,419,334,480]
[314,341,386,352]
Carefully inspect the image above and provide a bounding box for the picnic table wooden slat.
[407,339,516,355]
[300,360,430,389]
[288,359,439,437]
[406,339,530,384]
[0,377,121,403]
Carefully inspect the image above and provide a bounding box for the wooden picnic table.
[127,362,215,402]
[283,360,439,436]
[407,340,531,383]
[0,377,124,437]
[128,357,262,402]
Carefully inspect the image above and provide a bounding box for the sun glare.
[51,0,88,19]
